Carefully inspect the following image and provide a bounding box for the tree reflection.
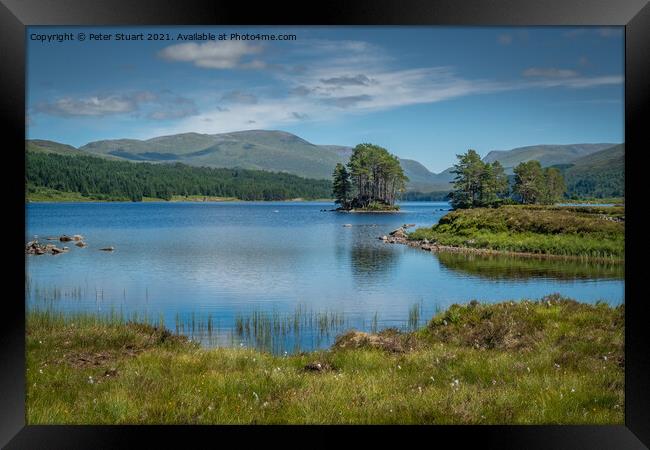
[436,251,624,281]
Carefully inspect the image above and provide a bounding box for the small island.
[384,149,624,262]
[331,143,408,212]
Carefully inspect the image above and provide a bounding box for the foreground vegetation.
[26,151,333,202]
[27,295,623,424]
[408,205,624,260]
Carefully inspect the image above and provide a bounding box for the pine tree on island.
[332,143,408,211]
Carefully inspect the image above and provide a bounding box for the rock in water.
[99,246,114,251]
[75,241,87,248]
[59,235,73,242]
[73,235,84,241]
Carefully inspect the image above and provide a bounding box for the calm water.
[26,201,624,353]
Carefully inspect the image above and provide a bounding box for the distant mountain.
[27,139,124,160]
[483,143,616,172]
[73,130,452,191]
[552,144,624,198]
[27,139,87,156]
[28,132,620,196]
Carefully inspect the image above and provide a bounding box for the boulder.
[75,241,87,248]
[59,235,73,242]
[303,361,332,372]
[73,235,84,241]
[51,247,65,254]
[389,228,407,239]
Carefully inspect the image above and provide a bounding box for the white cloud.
[528,75,623,89]
[36,94,143,116]
[145,57,622,138]
[523,67,579,78]
[35,90,199,120]
[158,41,264,69]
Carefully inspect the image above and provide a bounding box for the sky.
[26,26,624,173]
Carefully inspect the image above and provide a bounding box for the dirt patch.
[333,330,411,353]
[61,348,141,368]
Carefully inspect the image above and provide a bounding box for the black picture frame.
[2,0,648,448]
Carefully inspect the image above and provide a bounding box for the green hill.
[483,143,616,171]
[27,133,622,198]
[554,144,624,199]
[27,139,87,156]
[26,150,333,202]
[72,130,453,191]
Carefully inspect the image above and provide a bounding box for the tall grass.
[26,295,624,425]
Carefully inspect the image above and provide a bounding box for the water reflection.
[437,251,624,280]
[347,224,402,282]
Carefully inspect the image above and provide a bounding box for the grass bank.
[27,187,333,203]
[27,295,623,424]
[408,205,624,260]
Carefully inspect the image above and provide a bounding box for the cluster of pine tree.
[26,151,333,201]
[332,143,408,210]
[449,150,510,209]
[512,160,566,205]
[450,150,566,209]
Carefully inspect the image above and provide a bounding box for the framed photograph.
[2,0,649,447]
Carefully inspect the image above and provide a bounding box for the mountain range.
[26,131,622,195]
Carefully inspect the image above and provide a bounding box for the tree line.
[450,149,566,209]
[332,143,408,210]
[26,151,333,201]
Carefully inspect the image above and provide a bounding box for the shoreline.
[385,234,624,264]
[26,197,337,204]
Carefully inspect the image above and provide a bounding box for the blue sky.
[26,26,623,173]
